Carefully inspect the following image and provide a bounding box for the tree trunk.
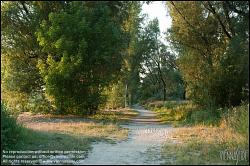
[124,83,128,108]
[183,90,186,100]
[129,92,132,106]
[163,85,166,101]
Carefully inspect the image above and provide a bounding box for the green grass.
[145,100,249,165]
[144,100,188,110]
[1,126,92,165]
[161,126,249,165]
[88,108,139,124]
[15,128,92,153]
[145,100,223,127]
[222,104,249,139]
[154,103,195,126]
[1,105,131,165]
[17,113,129,142]
[162,141,249,165]
[1,103,23,151]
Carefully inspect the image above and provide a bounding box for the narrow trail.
[130,105,162,124]
[78,105,173,165]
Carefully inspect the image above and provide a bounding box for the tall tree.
[167,1,249,106]
[1,1,53,112]
[1,1,143,114]
[103,1,143,108]
[36,1,131,114]
[138,18,183,101]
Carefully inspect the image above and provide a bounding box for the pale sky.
[141,1,172,39]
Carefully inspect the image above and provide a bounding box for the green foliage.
[36,1,132,114]
[145,100,188,110]
[1,1,49,113]
[88,108,138,124]
[1,1,143,115]
[89,111,120,124]
[144,101,165,109]
[155,101,197,124]
[148,99,249,131]
[100,2,143,108]
[162,139,248,165]
[138,18,184,101]
[2,0,248,119]
[102,81,125,109]
[147,100,221,126]
[167,1,249,107]
[213,34,249,106]
[1,103,22,150]
[223,104,249,139]
[26,92,51,114]
[164,100,186,109]
[185,108,221,126]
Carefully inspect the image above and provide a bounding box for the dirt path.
[130,105,162,124]
[78,105,172,165]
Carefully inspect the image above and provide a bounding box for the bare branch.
[206,1,232,39]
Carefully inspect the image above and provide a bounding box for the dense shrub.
[185,108,221,126]
[222,103,249,139]
[1,103,22,150]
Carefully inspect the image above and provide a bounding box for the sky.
[141,1,172,40]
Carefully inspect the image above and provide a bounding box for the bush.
[152,101,196,124]
[186,108,221,126]
[26,91,51,114]
[2,90,51,114]
[1,102,22,150]
[164,101,176,109]
[88,111,119,124]
[222,103,249,138]
[102,81,125,110]
[145,101,165,109]
[148,100,222,126]
[163,100,187,109]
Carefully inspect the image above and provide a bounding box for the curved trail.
[78,105,172,165]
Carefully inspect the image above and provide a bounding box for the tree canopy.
[167,1,249,107]
[1,1,249,115]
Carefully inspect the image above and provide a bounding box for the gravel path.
[78,105,172,165]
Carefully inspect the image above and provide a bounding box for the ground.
[14,105,248,165]
[15,106,172,165]
[79,105,172,165]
